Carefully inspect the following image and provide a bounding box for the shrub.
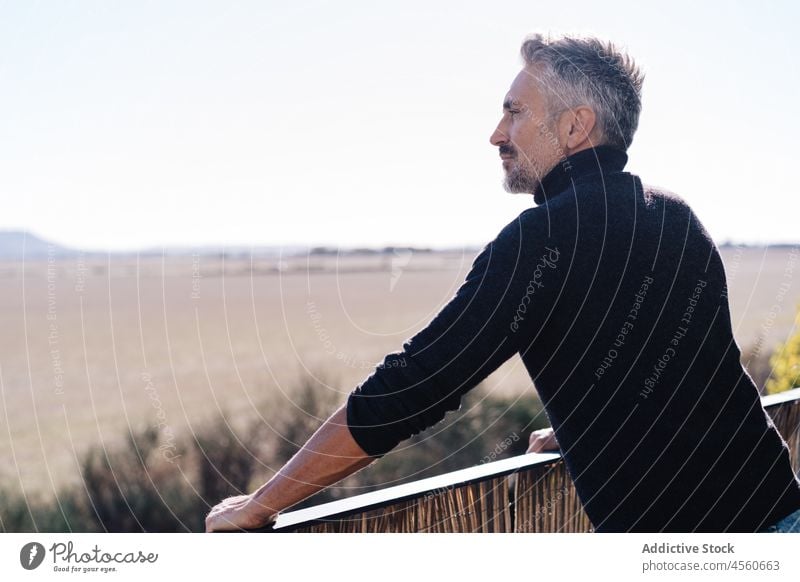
[766,304,800,395]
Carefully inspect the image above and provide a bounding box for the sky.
[1,0,798,251]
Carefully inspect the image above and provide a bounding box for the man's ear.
[557,106,598,151]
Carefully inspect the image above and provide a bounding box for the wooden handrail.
[259,387,800,533]
[271,452,561,531]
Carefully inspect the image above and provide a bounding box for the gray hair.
[520,33,644,151]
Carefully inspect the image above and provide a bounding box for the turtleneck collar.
[532,145,629,205]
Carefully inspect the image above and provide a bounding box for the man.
[206,33,800,533]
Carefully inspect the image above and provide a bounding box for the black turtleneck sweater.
[346,145,800,532]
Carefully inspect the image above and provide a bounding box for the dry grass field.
[0,245,798,499]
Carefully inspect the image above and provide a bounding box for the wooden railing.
[262,388,800,533]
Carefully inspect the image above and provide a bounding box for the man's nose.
[489,125,508,147]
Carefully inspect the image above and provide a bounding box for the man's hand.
[205,493,278,532]
[526,427,559,453]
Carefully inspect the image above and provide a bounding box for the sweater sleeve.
[345,209,561,458]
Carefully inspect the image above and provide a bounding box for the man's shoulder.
[637,179,690,208]
[631,178,720,254]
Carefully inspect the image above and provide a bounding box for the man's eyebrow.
[503,97,521,111]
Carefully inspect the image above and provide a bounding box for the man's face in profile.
[490,65,565,194]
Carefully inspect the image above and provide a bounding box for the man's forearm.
[251,403,376,519]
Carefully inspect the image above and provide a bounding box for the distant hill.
[0,230,313,260]
[0,231,79,260]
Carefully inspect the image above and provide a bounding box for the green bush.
[766,304,800,395]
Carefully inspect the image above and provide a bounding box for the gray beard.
[503,160,543,194]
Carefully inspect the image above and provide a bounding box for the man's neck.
[533,144,629,205]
